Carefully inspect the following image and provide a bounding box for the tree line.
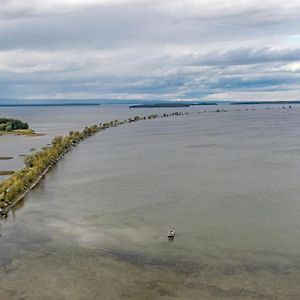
[2,105,277,216]
[0,112,188,216]
[0,118,29,131]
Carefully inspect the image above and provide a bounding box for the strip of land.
[129,102,217,108]
[0,106,290,217]
[0,129,44,137]
[0,117,44,136]
[0,103,101,107]
[230,101,299,105]
[0,113,164,216]
[0,171,14,176]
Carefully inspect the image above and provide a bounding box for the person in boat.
[168,229,175,238]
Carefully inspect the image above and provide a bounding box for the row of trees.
[0,112,186,215]
[0,118,29,131]
[0,123,104,212]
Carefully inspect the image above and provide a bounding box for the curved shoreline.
[0,112,175,217]
[0,129,45,137]
[0,106,291,217]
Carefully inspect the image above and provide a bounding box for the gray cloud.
[179,48,300,67]
[0,0,300,101]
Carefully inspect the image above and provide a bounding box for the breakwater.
[0,112,185,217]
[0,105,291,217]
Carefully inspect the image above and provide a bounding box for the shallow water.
[1,105,300,299]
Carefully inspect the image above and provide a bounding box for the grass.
[0,170,15,175]
[0,129,45,137]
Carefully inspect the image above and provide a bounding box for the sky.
[0,0,300,101]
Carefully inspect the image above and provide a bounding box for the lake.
[1,105,300,299]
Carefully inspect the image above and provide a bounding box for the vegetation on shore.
[0,106,287,217]
[0,118,28,131]
[0,171,14,176]
[0,112,176,216]
[129,102,218,108]
[0,117,44,136]
[0,157,13,160]
[230,101,297,105]
[0,129,44,136]
[130,103,190,108]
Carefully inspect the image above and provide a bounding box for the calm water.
[1,105,300,299]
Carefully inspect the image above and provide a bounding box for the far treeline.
[0,112,184,216]
[0,118,29,131]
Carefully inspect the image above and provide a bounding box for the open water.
[1,105,300,299]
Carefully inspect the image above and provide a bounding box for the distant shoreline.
[1,101,300,107]
[130,103,218,108]
[0,103,101,107]
[230,101,300,105]
[0,129,45,137]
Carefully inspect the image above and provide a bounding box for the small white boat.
[168,229,175,239]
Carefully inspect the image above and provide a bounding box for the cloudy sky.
[1,0,300,101]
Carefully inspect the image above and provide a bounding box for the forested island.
[0,117,28,131]
[0,117,42,136]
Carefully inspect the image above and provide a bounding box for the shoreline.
[0,114,163,217]
[0,148,69,216]
[0,106,291,217]
[0,129,45,137]
[0,171,15,176]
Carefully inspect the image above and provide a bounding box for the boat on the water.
[168,229,175,239]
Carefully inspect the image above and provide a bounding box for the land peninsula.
[0,117,43,180]
[1,112,193,216]
[0,106,288,217]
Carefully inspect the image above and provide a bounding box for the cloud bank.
[0,0,300,101]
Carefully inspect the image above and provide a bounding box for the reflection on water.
[1,106,300,299]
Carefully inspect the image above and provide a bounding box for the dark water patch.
[219,262,298,277]
[0,225,52,256]
[217,248,300,277]
[98,247,205,275]
[184,282,274,299]
[157,287,177,297]
[274,147,300,154]
[186,143,221,149]
[0,257,17,274]
[93,243,300,280]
